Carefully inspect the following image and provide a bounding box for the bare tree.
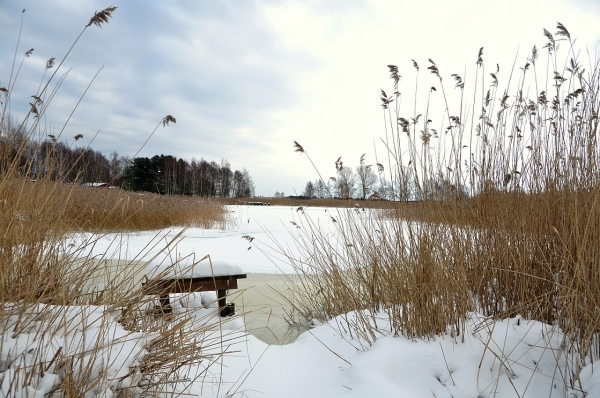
[313,179,326,198]
[232,168,255,197]
[356,164,377,199]
[396,166,417,201]
[336,166,356,199]
[109,151,129,185]
[242,168,255,197]
[303,181,315,197]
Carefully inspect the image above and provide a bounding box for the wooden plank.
[184,274,247,283]
[143,274,246,295]
[175,278,238,293]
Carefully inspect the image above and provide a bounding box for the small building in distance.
[83,182,110,188]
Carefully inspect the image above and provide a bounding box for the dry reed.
[282,24,600,389]
[1,7,234,396]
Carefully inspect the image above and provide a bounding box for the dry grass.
[66,183,227,231]
[282,23,600,387]
[3,179,228,236]
[0,7,234,396]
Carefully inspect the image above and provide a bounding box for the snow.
[2,205,599,397]
[171,311,598,398]
[1,303,154,398]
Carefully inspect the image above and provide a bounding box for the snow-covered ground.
[3,205,599,397]
[185,312,600,398]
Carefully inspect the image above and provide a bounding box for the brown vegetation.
[282,24,600,387]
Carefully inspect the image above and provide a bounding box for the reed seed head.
[162,115,176,127]
[555,22,571,42]
[29,102,39,117]
[86,6,118,28]
[427,59,440,79]
[293,141,305,153]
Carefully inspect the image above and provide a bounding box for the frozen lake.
[69,205,347,275]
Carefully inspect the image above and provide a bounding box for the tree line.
[1,127,255,197]
[297,157,467,201]
[121,155,254,197]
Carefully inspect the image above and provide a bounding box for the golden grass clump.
[61,183,228,231]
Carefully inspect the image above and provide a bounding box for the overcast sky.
[1,0,599,196]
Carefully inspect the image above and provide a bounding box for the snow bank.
[177,312,599,398]
[0,303,155,398]
[7,303,598,398]
[0,296,245,397]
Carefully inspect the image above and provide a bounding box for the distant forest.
[121,155,254,197]
[2,129,255,197]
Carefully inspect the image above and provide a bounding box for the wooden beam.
[143,274,246,295]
